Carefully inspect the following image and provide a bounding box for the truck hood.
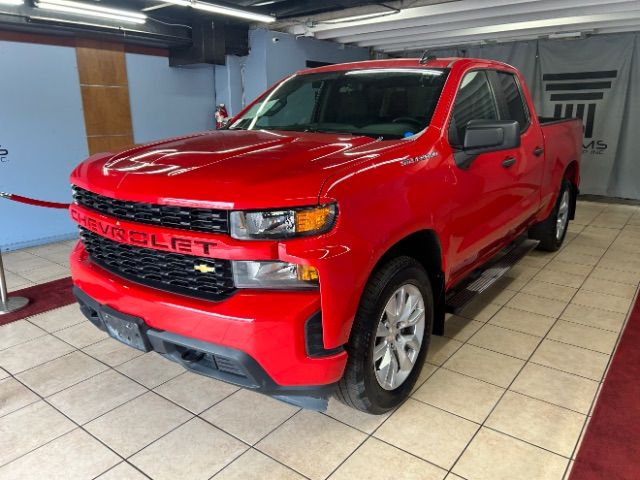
[71,129,395,209]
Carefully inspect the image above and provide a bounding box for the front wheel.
[529,179,572,252]
[335,256,433,414]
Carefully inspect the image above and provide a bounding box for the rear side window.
[450,70,498,146]
[495,71,529,130]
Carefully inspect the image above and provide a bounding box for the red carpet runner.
[570,291,640,480]
[0,277,75,326]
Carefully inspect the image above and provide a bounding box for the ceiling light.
[548,31,584,39]
[321,10,400,25]
[36,0,146,24]
[0,0,24,4]
[162,0,275,23]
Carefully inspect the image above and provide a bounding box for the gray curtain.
[430,33,640,200]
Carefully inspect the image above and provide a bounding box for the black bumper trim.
[73,287,336,410]
[304,311,345,358]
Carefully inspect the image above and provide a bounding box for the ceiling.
[13,0,387,24]
[0,0,388,47]
[273,0,640,54]
[2,0,639,55]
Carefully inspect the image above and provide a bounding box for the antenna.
[419,50,436,64]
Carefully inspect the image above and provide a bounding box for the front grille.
[80,228,236,301]
[72,186,229,234]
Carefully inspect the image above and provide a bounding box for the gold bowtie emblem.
[194,264,216,274]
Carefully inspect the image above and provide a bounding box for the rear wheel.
[335,256,433,414]
[529,179,572,251]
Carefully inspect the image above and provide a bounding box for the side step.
[445,238,539,314]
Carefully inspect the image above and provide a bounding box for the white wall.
[265,30,370,85]
[0,40,88,251]
[126,53,215,143]
[0,31,369,250]
[216,28,371,115]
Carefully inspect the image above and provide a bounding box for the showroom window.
[449,70,498,146]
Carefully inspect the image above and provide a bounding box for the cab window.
[449,70,498,147]
[494,71,529,131]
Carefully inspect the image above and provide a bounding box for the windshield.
[229,68,449,140]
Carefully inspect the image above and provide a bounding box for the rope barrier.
[0,191,70,313]
[0,192,70,209]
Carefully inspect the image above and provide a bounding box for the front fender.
[283,148,451,349]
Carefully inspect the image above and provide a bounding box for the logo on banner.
[543,70,617,155]
[0,144,8,163]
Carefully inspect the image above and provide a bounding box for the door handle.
[502,157,517,168]
[533,146,544,157]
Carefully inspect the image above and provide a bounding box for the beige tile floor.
[0,200,639,480]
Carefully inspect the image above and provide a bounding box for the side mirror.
[455,119,520,169]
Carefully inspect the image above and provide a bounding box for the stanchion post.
[0,250,30,315]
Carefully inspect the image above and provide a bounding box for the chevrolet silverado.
[69,57,582,413]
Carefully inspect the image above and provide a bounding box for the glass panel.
[497,71,528,129]
[451,71,498,145]
[229,68,448,140]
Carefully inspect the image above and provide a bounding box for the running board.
[445,238,539,314]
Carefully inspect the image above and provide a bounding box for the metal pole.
[0,250,29,315]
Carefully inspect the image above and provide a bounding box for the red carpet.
[570,291,640,480]
[0,277,75,326]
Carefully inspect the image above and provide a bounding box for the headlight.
[232,260,319,289]
[230,204,337,240]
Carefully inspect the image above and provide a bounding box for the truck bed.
[539,117,583,214]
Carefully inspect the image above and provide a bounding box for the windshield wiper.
[303,127,378,139]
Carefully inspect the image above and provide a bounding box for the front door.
[446,69,530,280]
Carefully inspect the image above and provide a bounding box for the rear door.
[447,69,530,279]
[490,70,545,224]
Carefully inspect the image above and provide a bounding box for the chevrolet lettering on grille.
[71,206,218,257]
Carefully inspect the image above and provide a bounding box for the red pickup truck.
[69,57,582,413]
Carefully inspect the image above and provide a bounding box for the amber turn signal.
[295,205,335,234]
[297,264,319,282]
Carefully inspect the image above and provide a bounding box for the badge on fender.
[400,151,439,166]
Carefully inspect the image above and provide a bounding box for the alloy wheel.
[373,284,426,390]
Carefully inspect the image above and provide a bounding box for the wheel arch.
[373,229,446,336]
[564,160,580,220]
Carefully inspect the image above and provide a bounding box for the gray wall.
[430,33,640,200]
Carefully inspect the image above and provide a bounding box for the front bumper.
[74,287,336,409]
[70,242,347,403]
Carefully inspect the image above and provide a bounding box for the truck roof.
[296,57,515,76]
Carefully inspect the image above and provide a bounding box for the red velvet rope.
[0,192,70,209]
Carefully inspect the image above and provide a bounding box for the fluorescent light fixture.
[36,0,146,24]
[321,10,399,25]
[0,0,24,4]
[162,0,275,23]
[548,31,583,39]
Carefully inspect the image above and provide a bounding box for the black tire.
[335,256,433,414]
[529,179,572,252]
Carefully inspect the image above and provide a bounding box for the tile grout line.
[561,225,640,478]
[2,207,638,479]
[319,360,446,478]
[2,321,310,478]
[539,213,630,479]
[444,219,607,477]
[322,224,612,476]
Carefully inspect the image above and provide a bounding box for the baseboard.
[0,232,78,252]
